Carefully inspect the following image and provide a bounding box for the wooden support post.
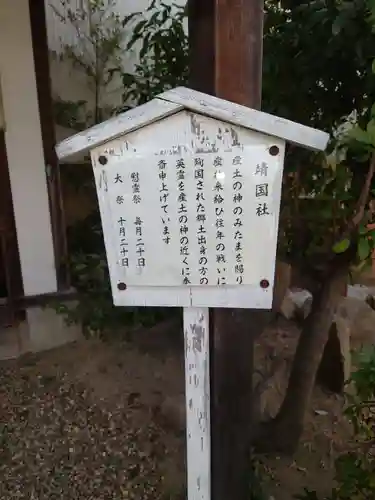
[188,1,266,499]
[184,308,211,500]
[185,13,213,499]
[214,0,264,109]
[188,0,215,95]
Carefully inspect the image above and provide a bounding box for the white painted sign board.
[55,86,330,500]
[96,146,282,309]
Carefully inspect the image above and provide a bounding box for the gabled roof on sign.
[55,98,183,161]
[55,86,330,161]
[159,87,330,151]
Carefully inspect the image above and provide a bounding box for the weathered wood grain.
[184,307,211,500]
[56,99,183,160]
[158,86,330,152]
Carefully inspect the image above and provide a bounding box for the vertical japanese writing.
[118,216,129,268]
[131,171,141,205]
[213,155,226,286]
[114,172,123,184]
[177,158,190,285]
[134,216,146,268]
[158,159,171,245]
[126,170,146,268]
[195,157,208,285]
[114,171,129,268]
[254,161,270,217]
[106,148,283,290]
[232,155,244,285]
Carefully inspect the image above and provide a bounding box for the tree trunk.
[254,266,348,454]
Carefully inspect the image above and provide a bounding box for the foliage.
[249,458,269,500]
[56,0,375,344]
[50,0,126,329]
[51,0,126,127]
[117,0,188,109]
[281,115,375,283]
[112,0,375,129]
[267,0,375,280]
[114,0,375,281]
[263,0,375,131]
[259,0,375,453]
[57,212,173,337]
[52,96,89,132]
[296,347,375,499]
[55,0,189,335]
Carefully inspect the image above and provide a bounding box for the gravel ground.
[0,356,181,500]
[0,319,354,500]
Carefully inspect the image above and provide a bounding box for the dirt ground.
[0,317,353,499]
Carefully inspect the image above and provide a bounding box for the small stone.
[314,410,329,416]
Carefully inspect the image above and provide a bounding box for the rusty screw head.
[117,282,127,291]
[260,279,270,289]
[269,145,279,156]
[98,155,108,165]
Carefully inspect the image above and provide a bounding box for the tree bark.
[254,265,348,454]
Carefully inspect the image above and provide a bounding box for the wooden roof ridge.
[56,86,330,160]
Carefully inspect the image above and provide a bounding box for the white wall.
[0,0,58,296]
[45,0,186,121]
[46,0,185,65]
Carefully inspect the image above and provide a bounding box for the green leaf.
[367,119,375,142]
[333,238,350,254]
[122,11,141,27]
[147,0,157,11]
[347,126,372,145]
[357,237,372,261]
[332,15,344,36]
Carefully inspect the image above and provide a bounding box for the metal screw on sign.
[260,279,270,289]
[98,155,108,165]
[117,282,127,291]
[269,145,279,156]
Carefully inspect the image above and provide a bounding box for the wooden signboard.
[56,86,329,500]
[93,146,282,309]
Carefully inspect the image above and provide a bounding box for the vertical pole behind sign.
[188,1,266,499]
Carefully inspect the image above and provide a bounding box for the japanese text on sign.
[105,147,281,288]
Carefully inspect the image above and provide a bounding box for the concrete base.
[0,306,82,360]
[0,323,28,360]
[26,306,82,353]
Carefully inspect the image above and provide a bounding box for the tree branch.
[331,151,375,253]
[308,152,375,274]
[350,152,375,231]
